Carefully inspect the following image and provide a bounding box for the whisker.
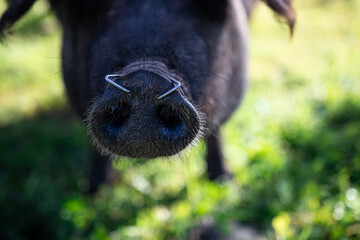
[210,70,229,81]
[53,63,79,75]
[97,17,103,59]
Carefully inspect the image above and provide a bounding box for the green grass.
[0,0,359,239]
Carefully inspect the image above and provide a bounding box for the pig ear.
[262,0,296,35]
[0,0,38,39]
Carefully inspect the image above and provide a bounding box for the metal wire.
[104,60,182,100]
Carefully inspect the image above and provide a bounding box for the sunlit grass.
[0,1,62,125]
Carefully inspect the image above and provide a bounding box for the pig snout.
[87,62,203,158]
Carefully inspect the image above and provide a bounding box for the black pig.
[0,0,295,191]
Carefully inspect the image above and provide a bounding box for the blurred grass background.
[0,0,359,239]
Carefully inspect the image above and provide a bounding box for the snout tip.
[86,91,203,158]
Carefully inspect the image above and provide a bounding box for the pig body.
[56,0,248,131]
[0,0,295,191]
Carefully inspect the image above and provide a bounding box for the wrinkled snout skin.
[58,0,249,158]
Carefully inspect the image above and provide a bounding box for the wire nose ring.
[105,70,181,100]
[105,74,131,93]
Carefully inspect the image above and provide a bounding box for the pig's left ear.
[0,0,38,39]
[262,0,296,35]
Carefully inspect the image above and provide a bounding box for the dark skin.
[0,0,295,191]
[206,129,228,180]
[88,149,111,193]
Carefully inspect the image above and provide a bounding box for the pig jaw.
[86,62,204,158]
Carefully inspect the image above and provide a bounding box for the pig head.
[0,0,295,189]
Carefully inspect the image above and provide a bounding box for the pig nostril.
[102,103,131,129]
[157,105,184,131]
